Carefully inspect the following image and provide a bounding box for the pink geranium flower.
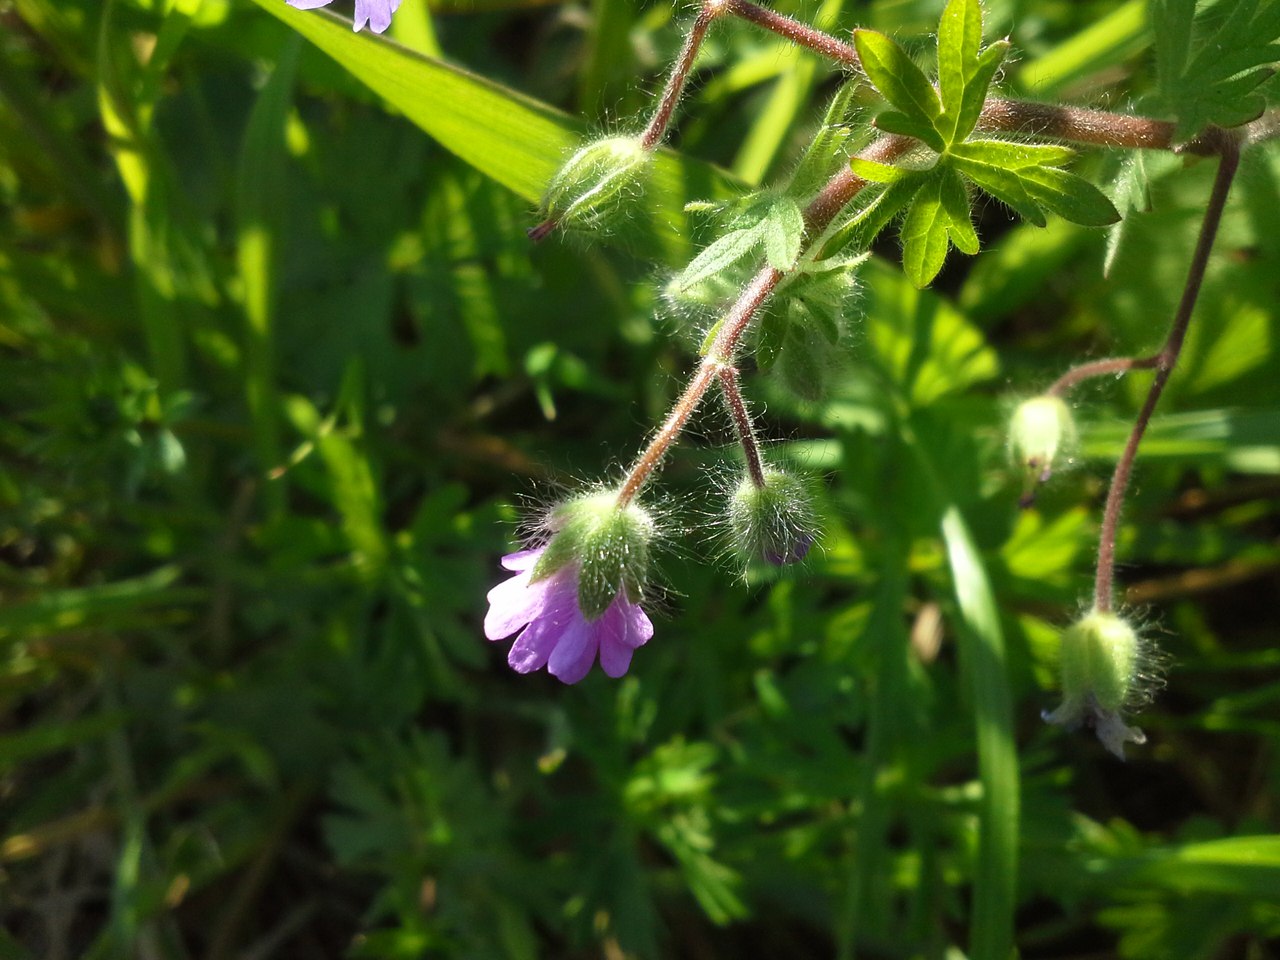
[484,548,654,684]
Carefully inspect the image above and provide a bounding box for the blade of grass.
[251,0,740,260]
[906,423,1019,960]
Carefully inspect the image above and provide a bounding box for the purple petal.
[505,577,581,671]
[547,616,598,685]
[595,603,634,678]
[287,0,334,8]
[507,614,569,674]
[353,0,399,32]
[620,600,654,649]
[485,570,541,640]
[501,549,542,573]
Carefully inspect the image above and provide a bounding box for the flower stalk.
[1092,131,1241,612]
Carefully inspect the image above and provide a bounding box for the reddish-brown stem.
[616,362,719,506]
[1046,355,1159,397]
[1093,133,1240,612]
[615,134,917,506]
[718,367,767,489]
[724,0,860,70]
[640,1,721,150]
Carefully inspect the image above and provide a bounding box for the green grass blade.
[250,0,739,259]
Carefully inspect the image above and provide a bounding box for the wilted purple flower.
[286,0,402,34]
[485,548,654,684]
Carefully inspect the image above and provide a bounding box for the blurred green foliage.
[2,0,1279,958]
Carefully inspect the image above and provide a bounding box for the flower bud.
[532,492,655,619]
[1008,395,1076,484]
[1042,610,1148,759]
[728,468,818,568]
[533,136,652,239]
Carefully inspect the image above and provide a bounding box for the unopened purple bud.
[728,467,818,569]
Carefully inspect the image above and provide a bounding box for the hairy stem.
[1046,355,1158,397]
[615,134,915,506]
[640,0,722,150]
[616,362,719,506]
[724,0,860,70]
[718,367,767,489]
[1093,132,1240,612]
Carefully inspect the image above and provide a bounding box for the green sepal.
[531,493,655,619]
[1058,611,1139,713]
[728,467,819,568]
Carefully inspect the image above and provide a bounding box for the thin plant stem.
[640,0,722,149]
[616,362,719,506]
[1093,132,1241,612]
[615,133,916,506]
[1046,355,1158,397]
[724,0,860,70]
[717,367,767,488]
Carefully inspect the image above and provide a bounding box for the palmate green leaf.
[854,29,942,124]
[250,0,737,257]
[862,260,998,404]
[1151,0,1280,141]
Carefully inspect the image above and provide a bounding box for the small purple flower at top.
[485,548,653,684]
[286,0,402,34]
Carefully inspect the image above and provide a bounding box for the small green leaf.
[937,0,982,129]
[1151,0,1280,140]
[1016,165,1121,226]
[854,29,942,123]
[849,156,911,184]
[676,223,768,291]
[755,307,790,370]
[953,139,1076,169]
[817,175,924,260]
[763,198,806,271]
[790,82,861,198]
[900,175,950,288]
[949,150,1046,226]
[953,40,1009,144]
[940,166,979,255]
[873,111,947,152]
